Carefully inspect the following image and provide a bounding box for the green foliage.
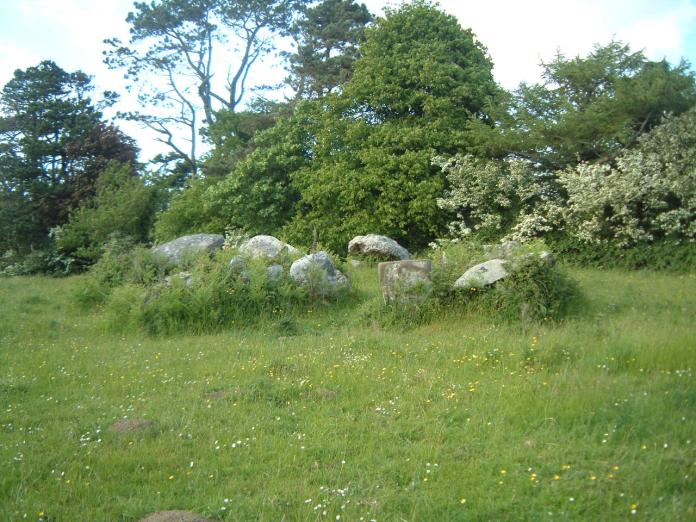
[362,240,579,329]
[0,61,138,254]
[202,100,291,178]
[556,107,696,247]
[435,154,554,241]
[431,242,579,323]
[57,162,160,263]
[462,254,579,323]
[153,178,223,242]
[283,1,499,252]
[73,236,172,307]
[204,111,313,235]
[205,2,497,253]
[547,234,696,272]
[472,41,696,170]
[0,244,76,277]
[442,106,695,271]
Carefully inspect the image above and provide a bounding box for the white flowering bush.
[435,155,552,240]
[437,108,696,255]
[559,108,696,246]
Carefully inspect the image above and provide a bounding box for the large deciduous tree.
[0,61,138,253]
[283,1,499,251]
[104,0,308,176]
[201,1,499,252]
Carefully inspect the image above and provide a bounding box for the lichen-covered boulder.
[453,259,509,289]
[378,260,432,304]
[290,251,349,294]
[239,235,300,261]
[290,251,335,284]
[153,234,224,265]
[348,234,410,261]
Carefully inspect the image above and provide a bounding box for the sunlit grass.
[1,267,694,520]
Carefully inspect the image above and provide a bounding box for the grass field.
[1,266,695,521]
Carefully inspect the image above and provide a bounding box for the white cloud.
[617,0,696,63]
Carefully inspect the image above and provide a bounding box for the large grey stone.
[239,235,300,261]
[153,234,224,265]
[290,251,336,284]
[454,259,509,289]
[290,251,350,294]
[378,260,432,304]
[348,234,411,261]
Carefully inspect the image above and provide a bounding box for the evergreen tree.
[286,0,372,99]
[0,61,138,252]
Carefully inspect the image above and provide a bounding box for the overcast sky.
[1,0,695,161]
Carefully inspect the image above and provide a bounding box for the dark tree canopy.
[286,0,373,99]
[0,61,138,252]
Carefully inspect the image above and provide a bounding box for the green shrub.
[547,235,696,272]
[73,237,172,308]
[153,179,223,242]
[57,162,160,264]
[441,240,580,322]
[0,244,77,277]
[455,253,580,323]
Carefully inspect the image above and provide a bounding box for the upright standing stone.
[378,260,432,304]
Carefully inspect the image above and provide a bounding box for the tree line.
[1,0,694,274]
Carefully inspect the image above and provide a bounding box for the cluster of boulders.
[153,233,350,293]
[152,232,554,304]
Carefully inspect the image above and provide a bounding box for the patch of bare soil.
[140,511,213,522]
[108,418,155,433]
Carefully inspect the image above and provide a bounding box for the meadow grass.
[0,266,694,521]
